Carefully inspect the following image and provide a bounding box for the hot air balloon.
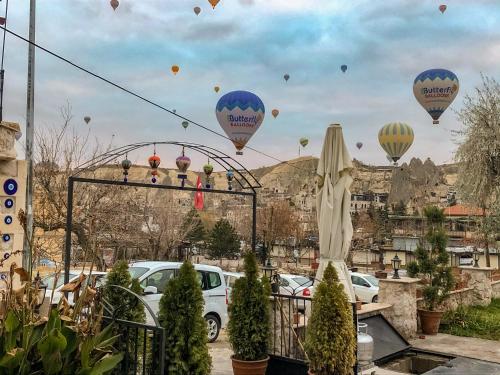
[378,123,414,163]
[171,65,180,75]
[215,90,265,155]
[214,86,220,93]
[284,74,290,82]
[208,0,220,9]
[194,6,201,15]
[341,65,347,73]
[272,109,279,118]
[15,131,22,141]
[84,116,91,124]
[439,4,447,13]
[356,142,363,150]
[110,0,119,11]
[413,68,459,125]
[182,121,189,130]
[299,138,309,148]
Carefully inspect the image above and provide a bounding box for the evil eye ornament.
[3,252,9,260]
[4,198,14,209]
[4,216,12,225]
[3,179,18,195]
[2,234,10,242]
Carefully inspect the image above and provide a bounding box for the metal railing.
[102,316,166,375]
[269,293,358,370]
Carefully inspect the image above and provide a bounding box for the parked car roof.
[129,261,223,273]
[349,271,374,278]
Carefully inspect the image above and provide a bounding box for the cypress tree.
[305,262,356,375]
[207,219,240,259]
[159,261,211,374]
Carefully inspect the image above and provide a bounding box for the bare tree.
[455,76,500,266]
[34,103,121,269]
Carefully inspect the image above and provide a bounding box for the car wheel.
[372,295,378,303]
[205,314,220,343]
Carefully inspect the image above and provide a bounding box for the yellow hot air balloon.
[214,86,220,93]
[208,0,220,9]
[272,109,279,118]
[171,65,180,75]
[378,122,414,163]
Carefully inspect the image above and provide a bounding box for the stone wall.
[378,277,419,339]
[417,287,476,312]
[492,280,500,299]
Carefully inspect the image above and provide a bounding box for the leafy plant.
[158,261,211,375]
[228,252,270,361]
[207,219,240,259]
[0,266,123,375]
[407,206,454,311]
[304,262,356,375]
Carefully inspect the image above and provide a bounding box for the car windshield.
[292,276,313,288]
[42,273,76,290]
[364,275,379,287]
[129,267,149,279]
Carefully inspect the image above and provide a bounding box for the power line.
[0,25,305,170]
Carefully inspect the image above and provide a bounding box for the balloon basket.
[433,120,439,125]
[236,151,243,155]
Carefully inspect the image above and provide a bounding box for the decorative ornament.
[148,145,161,183]
[203,161,213,189]
[3,179,17,195]
[176,148,191,187]
[3,252,9,260]
[226,169,234,191]
[4,198,14,209]
[121,155,132,182]
[4,216,12,225]
[2,234,10,242]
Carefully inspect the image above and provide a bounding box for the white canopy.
[316,124,355,302]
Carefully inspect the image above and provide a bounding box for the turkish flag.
[194,175,204,210]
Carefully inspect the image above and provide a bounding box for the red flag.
[194,175,204,210]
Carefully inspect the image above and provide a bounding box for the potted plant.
[407,206,455,335]
[304,262,356,375]
[228,252,270,375]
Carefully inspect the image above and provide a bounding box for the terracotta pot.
[418,309,444,335]
[375,271,387,279]
[416,289,423,299]
[231,355,269,375]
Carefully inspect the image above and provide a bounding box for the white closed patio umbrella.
[315,124,355,302]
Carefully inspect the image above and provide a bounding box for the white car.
[223,271,243,303]
[350,272,379,303]
[129,261,228,343]
[42,270,107,306]
[278,274,314,298]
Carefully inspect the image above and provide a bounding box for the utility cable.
[0,0,9,122]
[0,25,305,170]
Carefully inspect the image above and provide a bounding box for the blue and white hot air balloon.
[413,68,459,125]
[216,90,265,155]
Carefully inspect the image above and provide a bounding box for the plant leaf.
[88,353,123,375]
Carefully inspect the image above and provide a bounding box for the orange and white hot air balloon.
[171,65,180,75]
[110,0,119,10]
[208,0,220,9]
[272,109,279,118]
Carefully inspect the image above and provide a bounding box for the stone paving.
[410,333,500,364]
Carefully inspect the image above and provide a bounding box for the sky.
[3,0,500,171]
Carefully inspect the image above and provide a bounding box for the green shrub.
[304,262,356,375]
[406,206,454,311]
[228,251,270,361]
[103,260,145,323]
[158,261,211,374]
[207,219,240,259]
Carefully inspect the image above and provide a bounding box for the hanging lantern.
[121,156,132,182]
[203,162,213,189]
[148,154,161,183]
[176,148,191,187]
[226,169,234,191]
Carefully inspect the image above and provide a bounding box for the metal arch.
[72,141,261,192]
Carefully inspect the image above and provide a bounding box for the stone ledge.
[379,276,420,284]
[358,302,392,318]
[460,266,495,272]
